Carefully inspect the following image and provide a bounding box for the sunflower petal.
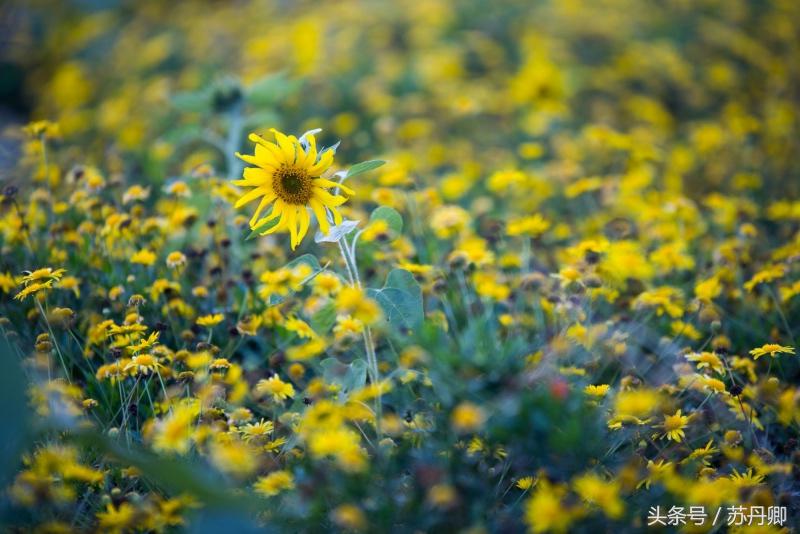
[234,186,268,208]
[271,129,297,163]
[308,149,334,175]
[314,178,354,195]
[248,193,277,226]
[309,198,330,235]
[297,207,311,244]
[313,189,348,207]
[285,207,299,249]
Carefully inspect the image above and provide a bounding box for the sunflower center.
[274,165,312,205]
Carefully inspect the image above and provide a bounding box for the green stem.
[36,299,71,383]
[334,233,382,439]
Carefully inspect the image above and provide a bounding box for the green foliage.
[369,205,403,237]
[0,344,30,487]
[320,358,367,397]
[345,160,385,179]
[368,269,423,330]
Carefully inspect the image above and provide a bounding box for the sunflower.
[234,128,354,249]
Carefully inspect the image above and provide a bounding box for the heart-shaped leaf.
[369,206,403,236]
[367,269,423,330]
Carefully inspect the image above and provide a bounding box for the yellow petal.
[297,207,311,244]
[234,186,269,208]
[330,207,343,225]
[308,149,334,176]
[271,129,297,163]
[260,216,286,235]
[253,199,285,229]
[309,198,330,235]
[285,207,299,249]
[249,193,277,227]
[254,144,280,168]
[314,178,354,196]
[305,133,318,162]
[239,167,271,185]
[313,189,347,207]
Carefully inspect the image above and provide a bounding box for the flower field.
[1,0,799,532]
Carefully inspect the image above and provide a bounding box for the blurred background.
[1,0,798,197]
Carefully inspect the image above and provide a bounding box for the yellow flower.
[20,267,66,285]
[130,249,157,266]
[428,484,457,508]
[685,440,719,464]
[209,358,231,373]
[286,337,327,361]
[524,479,574,533]
[284,316,316,339]
[333,314,364,339]
[209,438,257,477]
[0,272,16,293]
[23,120,60,138]
[506,214,550,237]
[749,343,795,360]
[335,287,382,325]
[96,503,136,534]
[330,504,367,531]
[695,276,722,302]
[564,176,603,198]
[573,473,624,518]
[516,476,537,490]
[124,354,163,376]
[122,185,150,204]
[126,331,159,354]
[14,280,54,301]
[239,419,274,442]
[584,384,610,397]
[744,264,785,292]
[254,470,295,497]
[196,313,224,327]
[307,427,367,471]
[255,375,295,402]
[234,128,354,249]
[312,272,343,296]
[632,286,684,318]
[685,351,724,374]
[614,389,660,419]
[451,402,485,433]
[166,251,187,268]
[236,315,263,336]
[152,403,198,454]
[661,409,689,442]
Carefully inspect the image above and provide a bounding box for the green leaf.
[160,124,206,145]
[242,110,281,131]
[346,159,385,179]
[245,72,300,107]
[188,512,270,534]
[386,268,422,297]
[310,302,337,334]
[286,253,322,272]
[245,216,280,241]
[0,341,31,486]
[367,269,423,330]
[70,429,261,512]
[320,358,367,396]
[369,206,403,236]
[171,88,213,113]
